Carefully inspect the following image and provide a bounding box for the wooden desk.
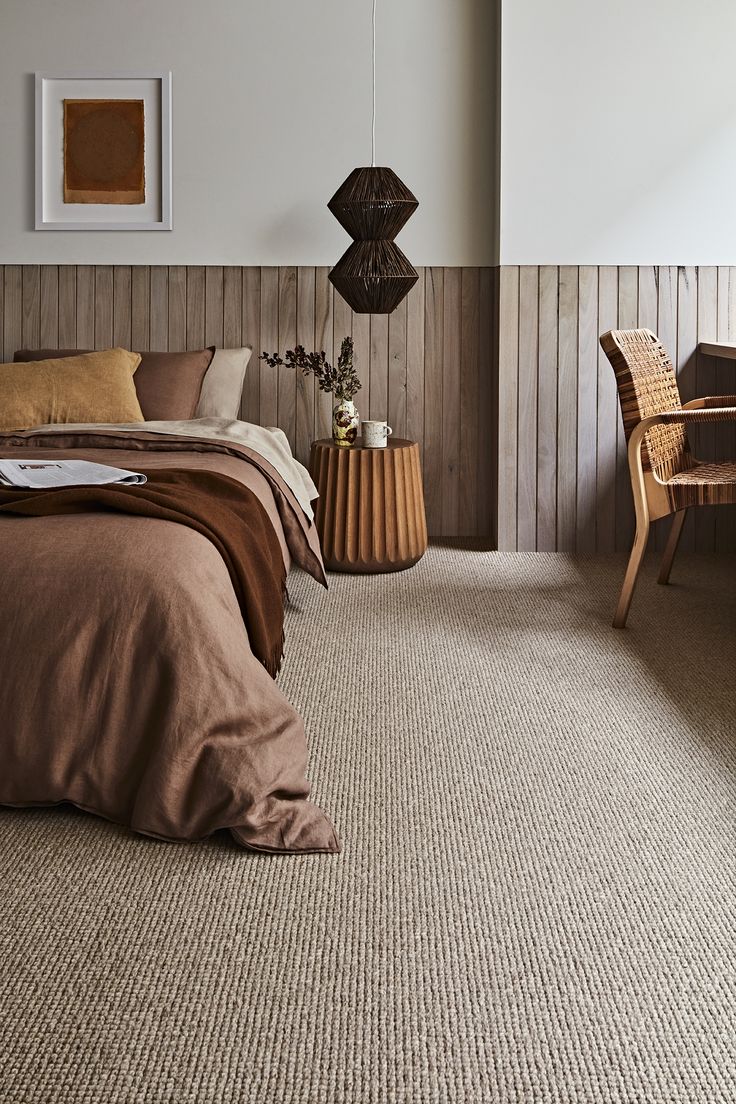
[699,341,736,359]
[309,438,428,573]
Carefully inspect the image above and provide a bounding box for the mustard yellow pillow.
[0,349,144,431]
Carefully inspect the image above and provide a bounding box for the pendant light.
[328,0,419,314]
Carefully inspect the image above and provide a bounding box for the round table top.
[312,437,415,452]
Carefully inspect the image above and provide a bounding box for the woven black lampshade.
[328,167,418,240]
[328,166,419,314]
[329,240,418,315]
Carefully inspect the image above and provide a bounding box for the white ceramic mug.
[362,420,393,448]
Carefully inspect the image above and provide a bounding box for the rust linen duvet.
[0,428,339,854]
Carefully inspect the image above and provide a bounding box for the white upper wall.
[0,0,496,266]
[500,0,736,264]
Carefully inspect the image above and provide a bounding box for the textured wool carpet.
[1,548,735,1104]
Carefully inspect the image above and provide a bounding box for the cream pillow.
[0,349,144,431]
[195,347,252,420]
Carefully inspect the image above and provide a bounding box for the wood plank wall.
[4,263,733,551]
[0,265,494,538]
[497,265,736,553]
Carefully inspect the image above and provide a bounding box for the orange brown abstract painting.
[63,99,145,204]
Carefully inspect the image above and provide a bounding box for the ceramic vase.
[332,398,359,447]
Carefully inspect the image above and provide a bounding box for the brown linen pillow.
[0,349,143,431]
[13,347,215,421]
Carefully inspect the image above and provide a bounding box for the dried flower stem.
[260,337,361,402]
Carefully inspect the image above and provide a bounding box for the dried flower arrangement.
[260,337,361,402]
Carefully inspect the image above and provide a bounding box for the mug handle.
[385,425,393,436]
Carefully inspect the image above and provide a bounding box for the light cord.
[371,0,376,166]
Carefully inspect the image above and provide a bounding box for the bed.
[0,366,339,855]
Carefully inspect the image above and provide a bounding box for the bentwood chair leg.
[657,509,687,585]
[613,521,650,629]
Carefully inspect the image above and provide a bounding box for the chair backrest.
[599,328,692,480]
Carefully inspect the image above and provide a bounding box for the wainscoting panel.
[497,265,736,553]
[5,264,733,550]
[0,265,495,539]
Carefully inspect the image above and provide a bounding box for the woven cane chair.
[599,328,736,628]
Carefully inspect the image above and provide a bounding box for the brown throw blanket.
[0,468,287,677]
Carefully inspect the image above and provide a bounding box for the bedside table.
[309,438,428,573]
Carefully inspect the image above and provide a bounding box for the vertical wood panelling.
[596,267,618,553]
[314,267,334,442]
[677,267,698,397]
[557,265,578,552]
[277,267,297,451]
[241,266,260,424]
[113,266,132,350]
[204,267,224,349]
[536,266,558,551]
[677,267,698,552]
[76,266,95,348]
[58,267,76,348]
[478,268,494,539]
[497,266,519,551]
[459,268,480,536]
[149,266,168,350]
[657,267,678,367]
[295,266,315,466]
[167,267,186,351]
[494,264,736,552]
[517,266,538,551]
[637,267,658,333]
[406,273,425,465]
[259,268,279,428]
[131,266,150,351]
[21,266,41,350]
[39,266,59,348]
[441,268,462,536]
[369,312,389,425]
[223,267,242,349]
[423,268,444,536]
[388,296,408,441]
[94,266,113,349]
[352,312,371,425]
[576,265,598,553]
[185,266,205,351]
[4,263,730,548]
[3,266,22,362]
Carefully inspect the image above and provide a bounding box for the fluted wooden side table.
[309,438,428,573]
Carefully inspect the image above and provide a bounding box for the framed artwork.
[35,71,172,231]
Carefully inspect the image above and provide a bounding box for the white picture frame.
[35,71,172,231]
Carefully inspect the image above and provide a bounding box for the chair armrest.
[624,404,736,526]
[682,396,736,409]
[628,407,736,463]
[656,407,736,424]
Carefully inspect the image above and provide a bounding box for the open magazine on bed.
[0,459,147,489]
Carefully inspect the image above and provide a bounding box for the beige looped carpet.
[1,548,735,1103]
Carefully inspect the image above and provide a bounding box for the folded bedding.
[0,421,338,854]
[3,417,320,522]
